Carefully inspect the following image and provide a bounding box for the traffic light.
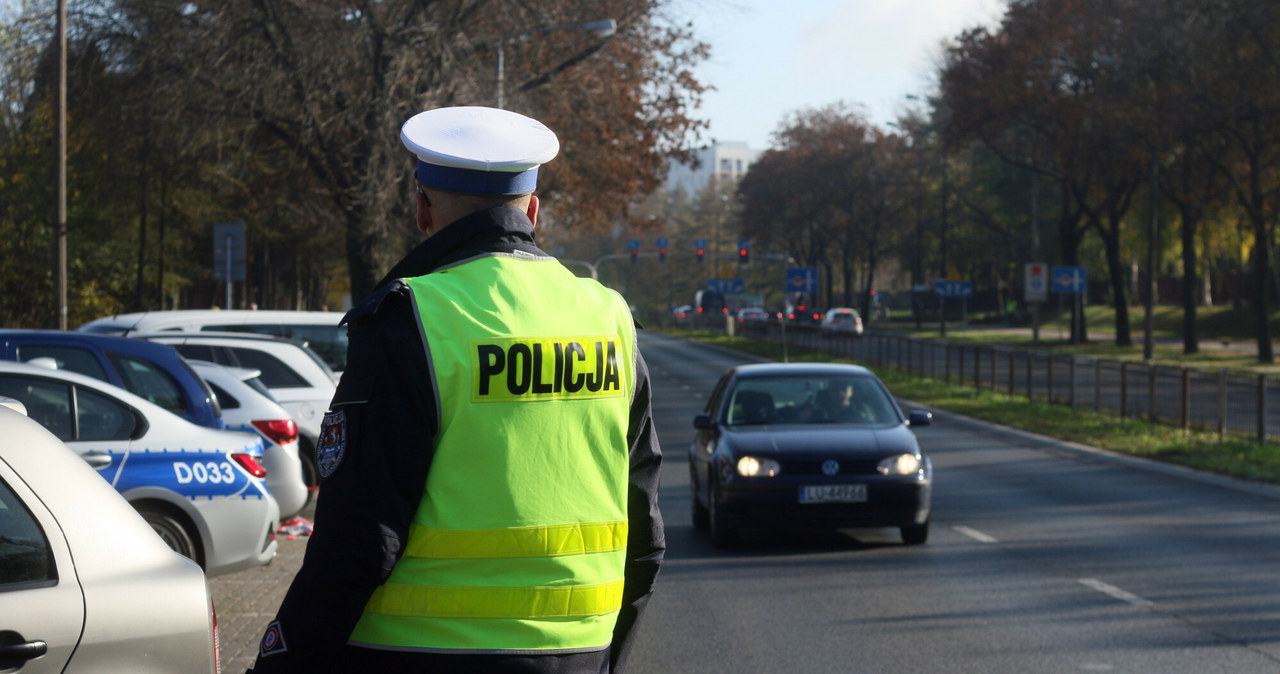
[696,247,705,264]
[658,246,667,263]
[630,249,638,265]
[695,238,706,264]
[738,239,750,265]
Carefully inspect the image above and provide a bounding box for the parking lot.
[211,499,315,673]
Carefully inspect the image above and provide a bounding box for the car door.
[0,466,83,673]
[0,375,137,486]
[691,372,733,499]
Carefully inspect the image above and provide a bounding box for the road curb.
[901,398,1280,501]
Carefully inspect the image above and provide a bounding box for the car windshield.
[726,375,899,426]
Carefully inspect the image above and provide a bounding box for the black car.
[689,362,933,547]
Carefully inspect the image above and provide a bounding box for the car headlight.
[877,453,920,476]
[737,456,781,477]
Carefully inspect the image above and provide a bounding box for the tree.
[107,0,709,303]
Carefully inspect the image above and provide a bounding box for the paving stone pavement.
[210,498,314,673]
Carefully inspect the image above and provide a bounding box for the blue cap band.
[416,160,539,195]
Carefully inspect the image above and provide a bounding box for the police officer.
[249,106,664,673]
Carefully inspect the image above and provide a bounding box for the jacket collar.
[374,205,537,290]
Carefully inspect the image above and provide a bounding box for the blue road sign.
[627,238,640,250]
[656,237,669,248]
[934,280,973,298]
[707,278,745,294]
[786,268,819,294]
[1052,266,1087,293]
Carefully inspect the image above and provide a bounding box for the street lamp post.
[496,18,617,110]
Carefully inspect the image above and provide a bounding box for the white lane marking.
[952,525,999,543]
[1078,578,1154,606]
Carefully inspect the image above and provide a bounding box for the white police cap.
[401,106,560,196]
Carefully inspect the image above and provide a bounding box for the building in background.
[665,141,761,195]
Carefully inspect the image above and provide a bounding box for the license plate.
[799,484,867,503]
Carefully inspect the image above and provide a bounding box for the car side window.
[75,387,139,441]
[227,348,308,388]
[175,344,216,362]
[0,376,73,441]
[704,374,731,417]
[104,352,187,415]
[0,477,56,588]
[15,345,110,383]
[208,381,240,410]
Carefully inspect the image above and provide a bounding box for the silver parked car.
[190,359,310,518]
[0,404,218,672]
[0,360,279,576]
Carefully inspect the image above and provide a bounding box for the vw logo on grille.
[821,460,839,476]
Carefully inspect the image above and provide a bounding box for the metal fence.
[743,324,1276,445]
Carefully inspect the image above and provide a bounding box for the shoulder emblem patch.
[316,410,347,480]
[259,620,288,657]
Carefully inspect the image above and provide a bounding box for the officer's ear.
[526,195,539,228]
[416,188,434,235]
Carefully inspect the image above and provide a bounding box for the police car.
[0,360,279,576]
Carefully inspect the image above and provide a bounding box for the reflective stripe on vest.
[404,521,628,559]
[364,578,626,619]
[349,253,636,654]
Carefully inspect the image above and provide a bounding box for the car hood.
[722,423,921,456]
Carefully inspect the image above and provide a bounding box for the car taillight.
[251,419,299,446]
[812,313,821,321]
[232,453,268,478]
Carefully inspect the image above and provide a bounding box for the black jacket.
[249,206,664,673]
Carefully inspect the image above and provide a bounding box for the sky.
[676,0,1008,149]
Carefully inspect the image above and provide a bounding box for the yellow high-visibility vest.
[349,252,637,654]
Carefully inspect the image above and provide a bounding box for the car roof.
[0,329,187,358]
[731,362,874,378]
[79,309,344,331]
[131,331,306,345]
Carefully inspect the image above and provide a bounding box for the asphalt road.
[634,331,1280,673]
[212,330,1280,673]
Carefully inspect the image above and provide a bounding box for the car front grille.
[781,458,881,475]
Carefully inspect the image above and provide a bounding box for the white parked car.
[190,360,309,519]
[79,309,348,375]
[0,361,279,576]
[0,404,219,672]
[134,332,338,489]
[820,307,864,337]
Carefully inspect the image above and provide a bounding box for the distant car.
[786,304,823,327]
[0,329,224,429]
[79,308,349,375]
[673,304,693,322]
[191,360,309,519]
[736,307,769,333]
[820,307,864,337]
[0,360,279,575]
[134,332,338,488]
[689,362,933,547]
[0,405,219,673]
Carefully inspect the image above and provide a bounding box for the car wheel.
[691,475,709,530]
[900,520,929,545]
[708,485,735,548]
[138,505,200,563]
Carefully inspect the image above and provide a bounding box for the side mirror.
[693,414,716,430]
[908,410,933,427]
